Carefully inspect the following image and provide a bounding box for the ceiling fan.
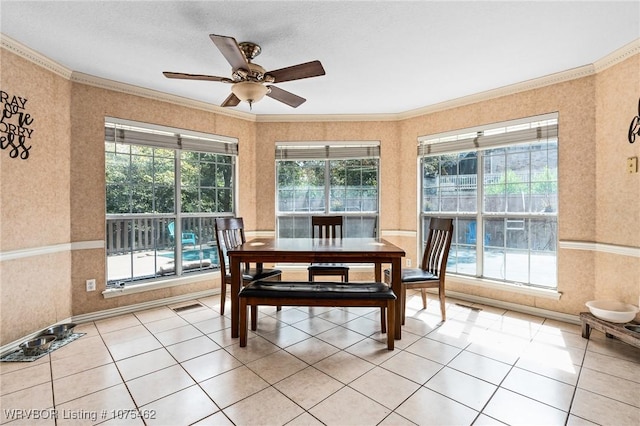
[163,34,326,109]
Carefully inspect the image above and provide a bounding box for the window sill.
[102,272,217,299]
[447,274,561,300]
[273,266,561,300]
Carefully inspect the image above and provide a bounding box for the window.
[419,114,558,289]
[104,119,237,287]
[276,142,380,237]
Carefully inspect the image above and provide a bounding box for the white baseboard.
[1,289,220,357]
[71,289,220,323]
[433,288,580,325]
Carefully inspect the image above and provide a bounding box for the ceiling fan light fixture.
[231,81,269,107]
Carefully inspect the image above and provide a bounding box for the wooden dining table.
[227,237,406,340]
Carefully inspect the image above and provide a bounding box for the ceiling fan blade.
[163,72,232,83]
[266,60,325,83]
[266,85,306,108]
[221,92,241,107]
[209,34,248,71]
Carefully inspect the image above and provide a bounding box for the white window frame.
[104,118,238,289]
[418,113,559,290]
[275,141,380,238]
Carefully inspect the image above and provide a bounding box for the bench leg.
[386,300,395,350]
[401,285,406,325]
[240,298,248,347]
[250,305,258,331]
[275,275,282,311]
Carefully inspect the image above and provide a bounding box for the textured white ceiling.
[1,1,639,116]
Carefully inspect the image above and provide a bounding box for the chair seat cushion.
[308,263,350,271]
[226,268,282,282]
[384,268,438,283]
[240,281,396,300]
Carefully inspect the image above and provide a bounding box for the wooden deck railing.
[106,216,218,255]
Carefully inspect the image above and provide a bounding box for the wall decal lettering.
[629,97,640,144]
[0,90,33,159]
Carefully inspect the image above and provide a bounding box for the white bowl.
[585,300,639,323]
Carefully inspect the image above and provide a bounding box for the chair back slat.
[311,216,344,239]
[215,217,247,275]
[421,218,454,276]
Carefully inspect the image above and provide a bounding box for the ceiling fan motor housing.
[233,62,271,82]
[238,42,262,61]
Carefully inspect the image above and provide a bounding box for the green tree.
[485,169,527,195]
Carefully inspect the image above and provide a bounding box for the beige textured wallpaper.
[1,52,72,250]
[1,51,73,343]
[593,55,640,306]
[595,55,640,248]
[1,45,639,345]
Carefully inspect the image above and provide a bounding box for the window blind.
[276,141,380,160]
[105,121,238,155]
[417,113,558,156]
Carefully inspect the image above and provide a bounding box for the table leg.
[391,257,402,339]
[230,257,241,338]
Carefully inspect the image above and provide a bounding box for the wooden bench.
[580,312,640,349]
[239,281,397,350]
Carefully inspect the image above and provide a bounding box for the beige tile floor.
[1,292,639,425]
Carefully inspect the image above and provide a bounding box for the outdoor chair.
[385,217,453,323]
[465,220,490,245]
[214,217,282,315]
[168,221,198,248]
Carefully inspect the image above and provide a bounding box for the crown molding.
[397,38,640,121]
[3,33,638,123]
[1,33,72,79]
[397,64,596,120]
[255,112,400,123]
[593,38,640,72]
[70,71,255,122]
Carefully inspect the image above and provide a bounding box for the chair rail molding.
[559,240,640,258]
[381,230,416,238]
[0,241,104,262]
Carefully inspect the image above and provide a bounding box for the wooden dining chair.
[385,217,453,323]
[308,216,350,282]
[214,217,282,315]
